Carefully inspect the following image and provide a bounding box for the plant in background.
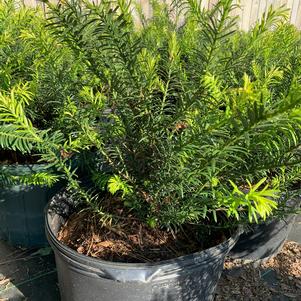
[0,0,88,187]
[0,84,60,186]
[2,0,301,235]
[0,0,88,130]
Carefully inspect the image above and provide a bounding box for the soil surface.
[215,241,301,300]
[57,209,229,263]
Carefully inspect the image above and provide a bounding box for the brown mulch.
[57,209,229,263]
[215,241,301,300]
[58,209,300,299]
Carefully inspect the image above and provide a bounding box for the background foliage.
[1,0,301,229]
[0,0,87,186]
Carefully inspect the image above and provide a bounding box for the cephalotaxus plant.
[0,0,88,187]
[5,0,301,229]
[0,0,87,131]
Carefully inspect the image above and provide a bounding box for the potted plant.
[224,6,301,260]
[0,0,85,247]
[6,0,301,299]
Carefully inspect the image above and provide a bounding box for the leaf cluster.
[2,0,301,228]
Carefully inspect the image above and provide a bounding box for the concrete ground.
[0,243,59,301]
[288,215,301,242]
[0,217,300,301]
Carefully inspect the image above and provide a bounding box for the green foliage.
[2,0,301,228]
[0,169,59,188]
[0,82,67,187]
[226,178,279,222]
[39,0,301,228]
[0,0,87,187]
[107,175,133,197]
[0,84,36,152]
[0,0,86,129]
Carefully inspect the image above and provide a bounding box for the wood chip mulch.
[57,209,228,263]
[215,241,301,301]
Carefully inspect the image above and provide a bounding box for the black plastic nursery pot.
[228,196,300,261]
[0,164,62,247]
[228,214,296,261]
[46,199,241,301]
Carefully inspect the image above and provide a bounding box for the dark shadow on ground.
[0,240,60,301]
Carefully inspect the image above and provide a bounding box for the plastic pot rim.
[45,200,242,270]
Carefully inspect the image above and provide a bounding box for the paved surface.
[0,217,300,301]
[288,215,301,242]
[0,242,59,301]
